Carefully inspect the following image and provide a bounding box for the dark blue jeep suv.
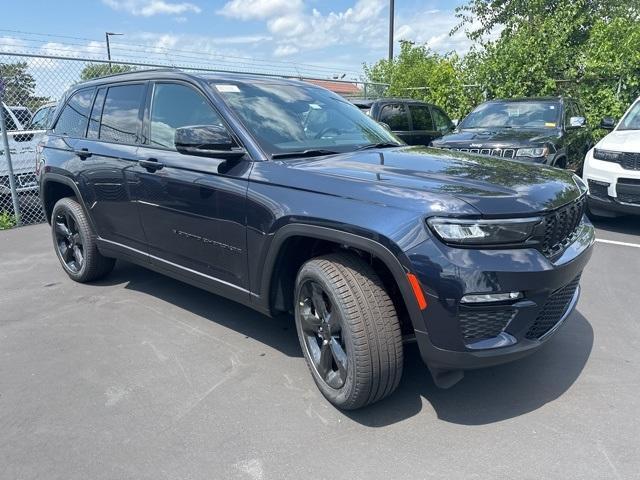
[38,70,594,409]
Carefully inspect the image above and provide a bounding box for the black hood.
[432,127,561,148]
[278,146,583,216]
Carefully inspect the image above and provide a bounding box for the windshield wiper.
[354,142,402,151]
[271,149,340,160]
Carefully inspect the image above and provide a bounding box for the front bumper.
[403,219,594,385]
[583,153,640,216]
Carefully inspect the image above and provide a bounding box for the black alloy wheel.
[297,280,348,389]
[54,210,84,273]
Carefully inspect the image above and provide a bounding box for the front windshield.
[619,100,640,131]
[210,80,402,156]
[459,101,561,129]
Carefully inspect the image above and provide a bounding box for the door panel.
[378,103,413,144]
[133,148,251,289]
[75,140,147,250]
[75,82,148,249]
[133,81,251,291]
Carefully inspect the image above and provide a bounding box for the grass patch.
[0,211,17,230]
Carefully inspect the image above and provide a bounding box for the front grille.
[525,275,581,339]
[441,147,516,158]
[617,191,640,205]
[459,309,515,342]
[619,152,640,171]
[541,196,587,257]
[588,179,610,199]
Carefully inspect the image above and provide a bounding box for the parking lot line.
[595,238,640,249]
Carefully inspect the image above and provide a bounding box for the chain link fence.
[0,51,387,230]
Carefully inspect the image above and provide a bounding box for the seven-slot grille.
[459,309,515,342]
[540,196,587,257]
[525,275,581,339]
[440,147,516,158]
[617,152,640,171]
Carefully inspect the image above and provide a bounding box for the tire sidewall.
[294,262,358,407]
[51,200,89,281]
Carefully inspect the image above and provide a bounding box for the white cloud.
[273,45,299,57]
[102,0,201,17]
[218,0,303,20]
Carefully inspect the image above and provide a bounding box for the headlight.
[427,217,542,245]
[516,147,548,158]
[593,149,622,162]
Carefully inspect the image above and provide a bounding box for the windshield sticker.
[549,105,555,109]
[545,122,557,127]
[309,103,322,110]
[215,84,240,93]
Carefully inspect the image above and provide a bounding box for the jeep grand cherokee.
[37,70,594,409]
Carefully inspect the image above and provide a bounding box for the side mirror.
[568,116,586,128]
[378,121,392,132]
[175,125,246,159]
[600,117,616,130]
[452,119,459,127]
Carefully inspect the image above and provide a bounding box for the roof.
[303,79,362,95]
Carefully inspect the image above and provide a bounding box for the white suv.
[583,97,640,217]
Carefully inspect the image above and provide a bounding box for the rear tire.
[51,197,115,282]
[294,253,403,410]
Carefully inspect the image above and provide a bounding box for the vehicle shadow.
[346,311,593,427]
[93,261,302,358]
[590,215,640,237]
[95,261,593,427]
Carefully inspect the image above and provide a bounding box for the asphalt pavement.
[1,220,639,480]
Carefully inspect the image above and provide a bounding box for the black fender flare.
[257,223,427,332]
[41,173,95,230]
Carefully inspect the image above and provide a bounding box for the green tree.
[364,41,480,120]
[80,63,133,81]
[0,62,50,111]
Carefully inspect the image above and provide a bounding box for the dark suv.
[432,97,594,173]
[352,98,455,146]
[38,70,594,410]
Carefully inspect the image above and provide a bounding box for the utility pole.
[105,32,123,73]
[388,0,395,63]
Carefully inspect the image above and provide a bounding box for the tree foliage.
[365,0,640,133]
[80,63,133,81]
[0,62,50,111]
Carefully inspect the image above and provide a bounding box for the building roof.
[303,79,362,96]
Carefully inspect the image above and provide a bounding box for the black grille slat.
[525,275,581,339]
[459,309,515,342]
[541,197,586,257]
[619,152,640,171]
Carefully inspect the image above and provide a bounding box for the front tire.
[51,197,115,282]
[294,253,403,410]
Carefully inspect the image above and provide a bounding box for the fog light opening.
[460,292,523,304]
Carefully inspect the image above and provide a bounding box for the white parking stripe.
[595,238,640,249]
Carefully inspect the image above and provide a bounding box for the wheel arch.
[41,174,92,227]
[260,224,426,334]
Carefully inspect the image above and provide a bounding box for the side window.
[379,104,409,131]
[2,106,18,131]
[409,105,434,131]
[100,84,145,144]
[87,88,106,139]
[29,107,48,129]
[431,106,453,133]
[53,88,95,137]
[564,102,579,126]
[149,83,225,150]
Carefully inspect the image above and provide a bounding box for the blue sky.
[0,0,471,80]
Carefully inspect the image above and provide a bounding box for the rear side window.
[379,104,409,130]
[431,106,453,132]
[409,105,434,131]
[149,83,224,150]
[100,84,145,144]
[30,107,50,129]
[54,88,95,137]
[87,88,106,139]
